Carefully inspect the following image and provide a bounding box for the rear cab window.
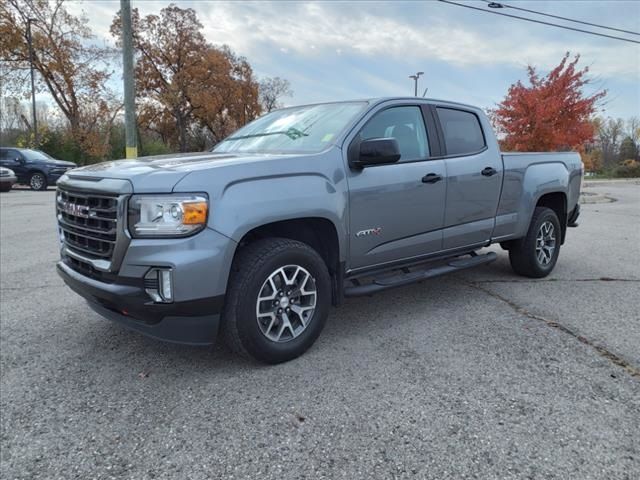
[436,107,486,156]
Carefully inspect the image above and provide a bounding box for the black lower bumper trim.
[57,261,224,344]
[87,301,220,345]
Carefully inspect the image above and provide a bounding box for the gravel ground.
[1,181,639,480]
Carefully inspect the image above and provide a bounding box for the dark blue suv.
[0,147,76,190]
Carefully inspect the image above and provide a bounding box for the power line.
[481,0,640,37]
[437,0,640,45]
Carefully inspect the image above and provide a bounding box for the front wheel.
[509,207,561,278]
[222,238,331,364]
[29,172,48,191]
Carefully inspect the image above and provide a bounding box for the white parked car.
[0,167,17,192]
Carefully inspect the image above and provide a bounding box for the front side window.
[359,106,429,162]
[20,149,50,161]
[214,102,367,154]
[436,107,486,156]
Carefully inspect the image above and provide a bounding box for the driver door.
[346,104,447,271]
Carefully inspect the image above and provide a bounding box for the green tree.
[618,136,638,161]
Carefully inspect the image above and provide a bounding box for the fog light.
[144,268,173,303]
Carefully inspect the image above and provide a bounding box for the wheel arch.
[535,191,567,244]
[232,217,344,305]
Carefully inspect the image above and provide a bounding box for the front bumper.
[57,261,224,345]
[57,227,237,345]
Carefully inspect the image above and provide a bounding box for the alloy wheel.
[255,265,317,342]
[30,173,44,190]
[535,221,556,266]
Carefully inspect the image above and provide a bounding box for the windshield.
[21,149,52,161]
[213,102,367,154]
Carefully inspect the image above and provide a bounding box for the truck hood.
[66,151,302,193]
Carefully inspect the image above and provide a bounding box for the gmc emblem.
[59,200,90,218]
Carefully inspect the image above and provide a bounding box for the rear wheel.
[29,172,47,191]
[222,238,331,364]
[509,207,561,278]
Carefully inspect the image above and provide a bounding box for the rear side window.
[2,149,19,160]
[436,107,485,156]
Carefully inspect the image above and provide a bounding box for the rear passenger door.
[434,107,502,249]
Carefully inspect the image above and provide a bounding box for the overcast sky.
[66,0,639,118]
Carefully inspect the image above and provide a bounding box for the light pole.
[121,0,137,159]
[409,71,424,97]
[26,18,38,147]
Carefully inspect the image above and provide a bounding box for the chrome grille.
[57,188,119,266]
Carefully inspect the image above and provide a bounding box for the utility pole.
[409,71,424,97]
[26,18,38,147]
[120,0,137,158]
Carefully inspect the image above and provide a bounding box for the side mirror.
[352,138,401,168]
[14,157,24,164]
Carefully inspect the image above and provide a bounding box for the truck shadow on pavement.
[73,255,521,374]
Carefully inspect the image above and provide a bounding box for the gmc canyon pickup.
[56,98,582,363]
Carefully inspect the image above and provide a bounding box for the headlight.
[128,194,208,238]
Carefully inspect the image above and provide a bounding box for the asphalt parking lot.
[1,180,639,479]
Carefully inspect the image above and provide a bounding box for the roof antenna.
[422,87,428,97]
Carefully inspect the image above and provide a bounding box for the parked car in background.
[0,147,76,190]
[0,167,17,192]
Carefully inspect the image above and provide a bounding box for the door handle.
[422,173,442,184]
[481,167,497,177]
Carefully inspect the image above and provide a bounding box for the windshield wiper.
[227,127,309,141]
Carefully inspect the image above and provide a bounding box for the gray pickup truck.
[56,97,582,363]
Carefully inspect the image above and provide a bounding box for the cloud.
[191,1,639,78]
[67,1,639,79]
[48,1,640,118]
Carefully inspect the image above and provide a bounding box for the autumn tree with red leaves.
[492,53,606,152]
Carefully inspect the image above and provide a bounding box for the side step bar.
[344,251,497,297]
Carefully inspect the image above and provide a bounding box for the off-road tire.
[221,238,331,364]
[509,207,561,278]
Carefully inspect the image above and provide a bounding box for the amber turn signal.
[183,201,208,225]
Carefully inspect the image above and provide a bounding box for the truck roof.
[281,96,482,113]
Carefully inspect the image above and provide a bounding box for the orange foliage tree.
[0,0,121,158]
[492,53,606,152]
[110,5,261,152]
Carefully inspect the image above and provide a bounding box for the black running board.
[344,251,497,297]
